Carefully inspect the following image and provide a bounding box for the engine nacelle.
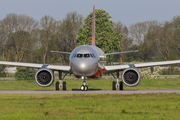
[122,68,141,87]
[35,68,54,87]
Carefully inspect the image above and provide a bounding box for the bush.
[138,66,160,79]
[15,67,37,80]
[0,65,6,77]
[129,61,160,79]
[159,67,180,75]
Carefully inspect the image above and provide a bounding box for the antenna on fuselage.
[91,5,96,46]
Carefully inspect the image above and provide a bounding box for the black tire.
[56,82,59,91]
[85,85,88,91]
[63,82,66,90]
[112,81,116,90]
[81,85,85,91]
[119,81,123,90]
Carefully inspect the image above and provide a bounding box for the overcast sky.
[0,0,180,27]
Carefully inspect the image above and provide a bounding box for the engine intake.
[35,68,54,87]
[122,68,141,87]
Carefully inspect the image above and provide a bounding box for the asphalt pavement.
[0,89,180,94]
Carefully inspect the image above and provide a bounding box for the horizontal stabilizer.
[50,51,71,54]
[105,50,138,56]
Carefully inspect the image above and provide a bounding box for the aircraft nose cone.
[71,60,98,77]
[80,63,86,69]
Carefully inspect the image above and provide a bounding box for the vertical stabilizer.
[91,5,96,46]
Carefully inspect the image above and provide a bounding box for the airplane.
[1,5,180,91]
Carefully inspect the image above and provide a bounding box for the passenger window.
[77,54,83,58]
[84,54,90,58]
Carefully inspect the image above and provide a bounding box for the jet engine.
[35,68,54,87]
[122,68,141,87]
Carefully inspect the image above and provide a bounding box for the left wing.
[105,60,180,72]
[0,61,70,72]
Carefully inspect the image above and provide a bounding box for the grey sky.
[0,0,180,27]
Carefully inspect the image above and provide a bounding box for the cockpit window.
[90,54,96,58]
[84,54,90,58]
[74,53,96,58]
[77,54,83,58]
[72,54,76,58]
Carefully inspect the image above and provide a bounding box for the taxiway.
[0,89,179,94]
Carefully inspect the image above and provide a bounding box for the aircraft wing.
[50,51,71,54]
[105,60,180,72]
[0,61,70,72]
[105,50,138,56]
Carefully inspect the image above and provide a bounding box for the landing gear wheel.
[81,85,85,91]
[119,81,123,90]
[63,82,66,90]
[112,81,116,90]
[56,82,59,91]
[85,85,88,91]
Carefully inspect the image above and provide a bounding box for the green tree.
[172,16,180,58]
[155,21,177,60]
[39,15,56,64]
[130,21,159,62]
[4,31,33,62]
[77,9,122,56]
[53,12,83,65]
[113,21,133,64]
[0,13,38,61]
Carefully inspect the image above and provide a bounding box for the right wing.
[105,60,180,72]
[0,61,70,72]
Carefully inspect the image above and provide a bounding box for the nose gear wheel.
[80,85,88,91]
[80,76,88,91]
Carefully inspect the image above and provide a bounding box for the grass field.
[0,93,180,120]
[0,78,180,120]
[0,77,180,90]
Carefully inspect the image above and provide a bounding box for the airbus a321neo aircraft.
[1,5,180,91]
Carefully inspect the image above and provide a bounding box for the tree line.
[0,10,180,65]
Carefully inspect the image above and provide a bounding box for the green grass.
[0,78,180,120]
[0,77,180,90]
[158,68,180,75]
[0,93,180,120]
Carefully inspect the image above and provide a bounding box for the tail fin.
[91,5,96,46]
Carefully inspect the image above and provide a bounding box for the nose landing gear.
[81,85,88,91]
[80,76,88,91]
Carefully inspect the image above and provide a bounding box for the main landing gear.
[111,71,123,91]
[56,71,68,91]
[80,76,88,91]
